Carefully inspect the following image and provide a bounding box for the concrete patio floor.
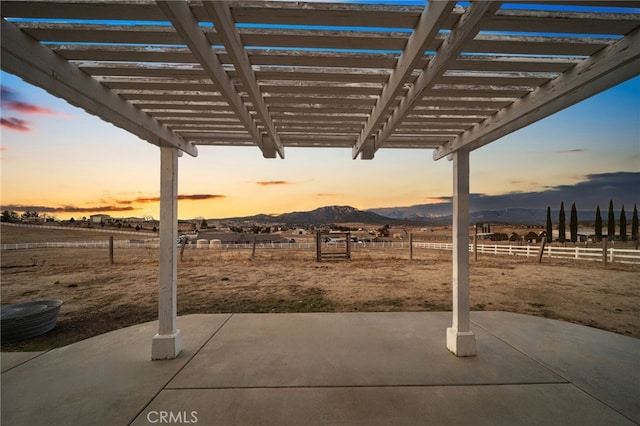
[1,311,639,425]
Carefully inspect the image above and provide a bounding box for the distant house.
[90,214,111,224]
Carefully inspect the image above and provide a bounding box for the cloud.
[316,193,339,197]
[555,148,586,154]
[179,194,225,201]
[0,85,69,132]
[427,172,640,211]
[256,181,291,186]
[1,194,226,215]
[3,100,59,116]
[111,193,228,205]
[1,117,31,132]
[1,204,137,214]
[127,194,225,203]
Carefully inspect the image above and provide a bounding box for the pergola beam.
[362,1,502,159]
[157,0,278,159]
[352,0,456,159]
[204,1,284,159]
[433,26,640,160]
[0,19,198,157]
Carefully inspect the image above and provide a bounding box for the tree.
[545,206,553,243]
[594,205,602,242]
[69,217,76,223]
[378,224,390,237]
[632,203,639,242]
[558,202,566,243]
[1,210,18,223]
[570,202,578,243]
[200,219,208,229]
[607,200,615,241]
[620,205,627,242]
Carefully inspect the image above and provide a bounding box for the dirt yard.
[1,224,639,351]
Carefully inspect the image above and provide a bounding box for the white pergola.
[2,0,639,360]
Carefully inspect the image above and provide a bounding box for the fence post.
[251,236,257,260]
[316,231,321,262]
[602,239,608,265]
[537,240,546,263]
[180,237,187,261]
[410,232,414,260]
[473,233,478,262]
[109,235,114,264]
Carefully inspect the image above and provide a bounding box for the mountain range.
[217,205,583,226]
[218,205,401,226]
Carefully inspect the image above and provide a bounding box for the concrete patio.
[2,311,639,425]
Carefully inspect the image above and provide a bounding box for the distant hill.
[368,206,549,225]
[218,205,407,226]
[368,204,598,225]
[217,204,599,227]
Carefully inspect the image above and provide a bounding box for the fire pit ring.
[1,300,63,343]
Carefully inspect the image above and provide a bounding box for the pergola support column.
[152,146,182,360]
[446,147,476,357]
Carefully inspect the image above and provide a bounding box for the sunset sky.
[1,70,639,221]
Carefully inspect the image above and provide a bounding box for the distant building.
[90,214,111,224]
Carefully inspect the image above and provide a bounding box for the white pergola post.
[152,146,182,360]
[446,147,476,356]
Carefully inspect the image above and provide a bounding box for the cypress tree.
[620,205,627,242]
[632,203,639,242]
[570,202,578,243]
[595,205,602,242]
[607,200,615,241]
[558,202,566,243]
[546,206,553,243]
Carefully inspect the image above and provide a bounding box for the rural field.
[1,224,639,351]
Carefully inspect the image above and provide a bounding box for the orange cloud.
[256,181,291,186]
[1,204,137,214]
[130,194,226,203]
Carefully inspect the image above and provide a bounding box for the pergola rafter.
[361,1,503,159]
[203,0,284,159]
[157,0,279,158]
[352,0,457,159]
[0,19,198,157]
[434,26,640,160]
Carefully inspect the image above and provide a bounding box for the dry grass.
[1,224,639,351]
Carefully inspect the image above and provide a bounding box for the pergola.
[2,0,639,360]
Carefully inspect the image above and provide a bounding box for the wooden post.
[602,239,608,265]
[316,231,321,262]
[409,232,414,260]
[346,232,351,259]
[179,237,187,261]
[109,235,114,264]
[251,236,257,260]
[537,239,546,263]
[473,228,478,262]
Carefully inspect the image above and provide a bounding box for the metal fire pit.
[1,300,63,342]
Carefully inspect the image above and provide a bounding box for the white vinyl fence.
[414,242,640,264]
